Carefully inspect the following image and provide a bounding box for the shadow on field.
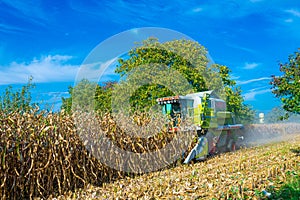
[290,148,300,156]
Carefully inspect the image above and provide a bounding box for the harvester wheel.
[197,129,207,137]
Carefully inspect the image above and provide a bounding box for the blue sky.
[0,0,300,113]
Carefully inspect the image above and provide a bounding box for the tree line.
[62,38,255,124]
[1,38,299,122]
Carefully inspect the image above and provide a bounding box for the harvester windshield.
[162,103,181,117]
[161,102,182,128]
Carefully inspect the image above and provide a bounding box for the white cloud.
[0,23,28,34]
[42,91,69,96]
[42,55,73,62]
[244,89,271,101]
[226,43,256,54]
[75,58,119,82]
[40,91,70,111]
[244,88,270,101]
[192,7,203,13]
[0,55,79,85]
[236,77,271,85]
[130,28,139,35]
[285,18,293,23]
[243,62,260,69]
[231,75,240,80]
[285,9,300,17]
[0,55,120,85]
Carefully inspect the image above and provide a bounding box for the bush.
[0,77,37,113]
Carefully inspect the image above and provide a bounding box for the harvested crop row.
[55,135,300,199]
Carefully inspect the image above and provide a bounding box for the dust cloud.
[236,123,300,148]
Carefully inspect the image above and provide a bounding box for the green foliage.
[115,38,211,110]
[115,37,228,111]
[95,81,116,112]
[214,64,255,124]
[267,171,300,200]
[215,64,236,87]
[61,79,116,113]
[61,86,73,113]
[62,79,97,113]
[0,77,36,113]
[127,83,174,111]
[62,38,254,123]
[226,87,255,124]
[270,49,300,119]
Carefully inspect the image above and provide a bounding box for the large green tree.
[270,49,300,119]
[114,38,254,123]
[115,37,224,111]
[62,37,254,124]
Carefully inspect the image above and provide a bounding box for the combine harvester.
[156,91,244,164]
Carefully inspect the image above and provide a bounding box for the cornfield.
[55,135,300,199]
[0,110,195,199]
[0,109,299,199]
